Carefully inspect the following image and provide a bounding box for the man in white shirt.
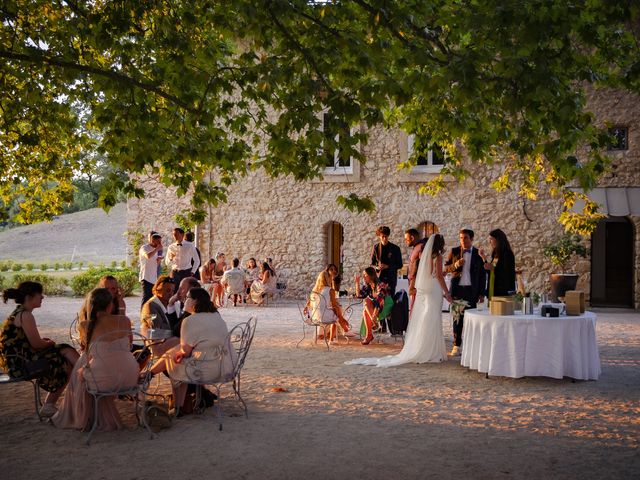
[221,258,246,306]
[139,231,163,308]
[165,227,200,286]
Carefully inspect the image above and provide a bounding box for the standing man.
[404,228,427,311]
[185,231,202,281]
[370,225,403,295]
[139,231,163,308]
[444,228,487,356]
[165,227,200,286]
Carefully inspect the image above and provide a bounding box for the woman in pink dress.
[54,288,139,431]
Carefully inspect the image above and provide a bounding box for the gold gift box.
[489,296,515,315]
[565,290,585,316]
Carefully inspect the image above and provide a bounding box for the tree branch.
[265,4,335,98]
[351,0,450,65]
[0,49,198,113]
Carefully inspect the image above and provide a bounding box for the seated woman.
[53,288,139,431]
[328,275,353,341]
[355,267,391,345]
[249,262,276,305]
[0,281,79,418]
[304,265,350,341]
[200,258,223,306]
[147,287,237,417]
[244,257,260,302]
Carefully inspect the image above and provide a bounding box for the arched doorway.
[591,216,634,307]
[326,221,344,273]
[417,221,439,238]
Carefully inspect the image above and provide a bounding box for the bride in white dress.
[345,234,453,367]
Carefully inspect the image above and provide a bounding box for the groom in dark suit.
[445,228,487,356]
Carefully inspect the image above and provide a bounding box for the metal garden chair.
[183,316,257,431]
[84,330,156,445]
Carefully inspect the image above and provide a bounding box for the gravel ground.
[0,296,638,480]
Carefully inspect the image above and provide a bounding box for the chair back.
[230,316,257,379]
[184,316,257,385]
[311,290,337,325]
[84,330,147,395]
[69,314,82,350]
[82,330,156,444]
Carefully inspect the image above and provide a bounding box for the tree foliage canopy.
[2,0,639,232]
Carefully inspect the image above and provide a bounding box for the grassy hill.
[0,203,128,264]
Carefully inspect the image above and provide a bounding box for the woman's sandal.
[361,334,374,345]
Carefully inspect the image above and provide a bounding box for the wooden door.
[590,217,634,307]
[327,222,344,273]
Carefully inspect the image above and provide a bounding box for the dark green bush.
[0,261,12,272]
[11,273,69,296]
[11,263,22,272]
[25,263,34,271]
[70,267,138,297]
[40,263,49,271]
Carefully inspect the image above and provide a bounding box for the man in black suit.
[445,228,487,356]
[370,225,403,295]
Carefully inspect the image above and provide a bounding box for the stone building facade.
[127,89,640,308]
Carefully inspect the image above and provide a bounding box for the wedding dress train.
[345,235,447,367]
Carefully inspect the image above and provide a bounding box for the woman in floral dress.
[0,281,79,417]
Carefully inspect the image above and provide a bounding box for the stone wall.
[127,91,640,308]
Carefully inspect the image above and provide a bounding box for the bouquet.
[450,299,469,323]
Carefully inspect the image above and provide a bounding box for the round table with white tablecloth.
[460,309,601,380]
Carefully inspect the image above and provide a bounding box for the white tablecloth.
[461,310,601,380]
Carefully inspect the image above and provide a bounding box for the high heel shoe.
[361,334,374,345]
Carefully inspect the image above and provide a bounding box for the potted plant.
[543,234,588,302]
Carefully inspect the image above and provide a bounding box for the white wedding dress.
[345,235,447,367]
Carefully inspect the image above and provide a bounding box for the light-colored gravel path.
[0,296,638,480]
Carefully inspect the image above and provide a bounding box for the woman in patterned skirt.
[0,281,79,417]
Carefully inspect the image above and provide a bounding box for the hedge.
[11,273,69,296]
[70,267,138,297]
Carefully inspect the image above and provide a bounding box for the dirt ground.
[0,296,638,480]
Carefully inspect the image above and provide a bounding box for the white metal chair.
[184,316,257,431]
[0,353,45,421]
[221,269,246,307]
[69,314,82,350]
[84,330,156,445]
[297,292,338,350]
[274,273,287,305]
